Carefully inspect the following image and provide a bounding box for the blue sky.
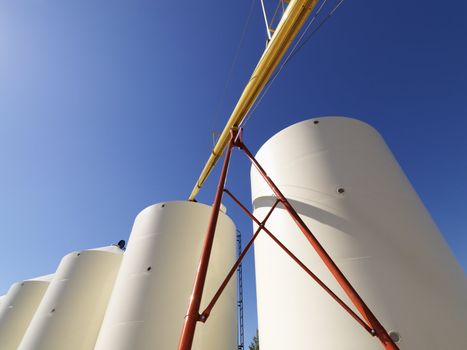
[0,0,466,346]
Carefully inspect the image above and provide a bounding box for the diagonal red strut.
[178,128,399,350]
[223,188,373,335]
[199,198,280,320]
[237,134,398,350]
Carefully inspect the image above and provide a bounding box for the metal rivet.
[389,331,401,343]
[337,187,345,194]
[147,266,152,272]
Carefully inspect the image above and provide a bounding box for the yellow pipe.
[189,0,318,201]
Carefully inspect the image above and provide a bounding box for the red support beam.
[200,198,280,320]
[223,189,373,335]
[177,132,236,350]
[178,129,399,350]
[238,140,398,350]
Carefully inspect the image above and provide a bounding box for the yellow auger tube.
[189,0,318,201]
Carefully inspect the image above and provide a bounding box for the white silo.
[251,117,467,349]
[18,246,123,350]
[94,201,237,350]
[0,274,53,350]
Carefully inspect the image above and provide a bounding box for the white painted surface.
[18,246,123,350]
[0,275,52,350]
[95,201,237,350]
[251,117,467,349]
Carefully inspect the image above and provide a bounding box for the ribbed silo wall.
[94,201,237,350]
[18,246,123,350]
[0,275,52,349]
[251,117,467,349]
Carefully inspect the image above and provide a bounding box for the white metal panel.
[251,117,467,349]
[95,201,237,350]
[18,246,123,350]
[0,275,53,350]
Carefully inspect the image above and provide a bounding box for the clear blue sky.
[0,0,466,346]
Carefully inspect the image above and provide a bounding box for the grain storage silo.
[95,201,237,350]
[251,117,467,349]
[0,274,53,350]
[18,246,123,350]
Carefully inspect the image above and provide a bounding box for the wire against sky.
[212,0,257,138]
[241,0,346,128]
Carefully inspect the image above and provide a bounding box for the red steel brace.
[178,129,399,350]
[223,189,373,335]
[177,130,236,350]
[200,198,280,320]
[236,133,398,350]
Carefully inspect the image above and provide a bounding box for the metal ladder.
[236,230,244,350]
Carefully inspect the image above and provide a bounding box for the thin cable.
[211,0,256,137]
[269,1,283,31]
[260,0,273,40]
[291,0,345,59]
[241,0,328,126]
[241,0,346,127]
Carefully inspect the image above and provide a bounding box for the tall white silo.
[0,274,53,350]
[94,201,237,350]
[251,117,467,349]
[18,246,123,350]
